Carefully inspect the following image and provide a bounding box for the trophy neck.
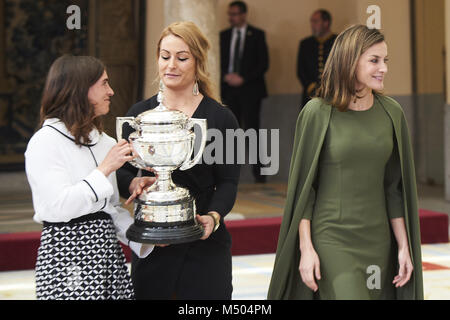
[153,171,174,192]
[140,170,191,202]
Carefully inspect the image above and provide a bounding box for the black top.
[117,95,241,223]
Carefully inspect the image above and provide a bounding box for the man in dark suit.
[220,1,269,183]
[297,9,337,109]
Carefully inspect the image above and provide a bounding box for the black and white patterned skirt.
[35,212,134,300]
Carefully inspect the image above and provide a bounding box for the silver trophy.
[116,93,207,244]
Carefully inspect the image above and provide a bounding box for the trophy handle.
[179,118,207,171]
[116,116,138,141]
[116,117,147,170]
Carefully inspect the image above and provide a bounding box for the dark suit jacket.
[220,24,269,103]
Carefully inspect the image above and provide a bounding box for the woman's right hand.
[98,139,135,177]
[125,176,156,205]
[299,246,321,292]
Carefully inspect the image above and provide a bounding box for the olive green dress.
[304,97,403,299]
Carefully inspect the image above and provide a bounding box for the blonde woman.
[117,21,240,299]
[268,25,423,300]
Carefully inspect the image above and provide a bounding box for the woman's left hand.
[196,214,215,240]
[393,247,414,288]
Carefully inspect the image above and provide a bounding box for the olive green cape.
[267,95,424,300]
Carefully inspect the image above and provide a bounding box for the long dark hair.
[40,55,105,145]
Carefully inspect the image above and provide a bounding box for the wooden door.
[88,0,145,138]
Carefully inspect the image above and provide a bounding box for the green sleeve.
[301,166,318,221]
[384,138,405,219]
[301,188,315,220]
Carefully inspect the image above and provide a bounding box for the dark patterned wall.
[0,0,88,170]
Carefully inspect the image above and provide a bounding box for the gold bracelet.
[207,212,220,232]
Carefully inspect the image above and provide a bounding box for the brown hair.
[40,55,105,145]
[156,21,220,102]
[315,25,385,111]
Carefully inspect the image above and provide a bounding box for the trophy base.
[126,221,204,245]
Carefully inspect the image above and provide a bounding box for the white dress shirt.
[25,118,153,258]
[228,24,247,73]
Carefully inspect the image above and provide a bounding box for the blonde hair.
[316,24,385,111]
[156,21,220,102]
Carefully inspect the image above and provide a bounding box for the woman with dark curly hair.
[25,55,155,299]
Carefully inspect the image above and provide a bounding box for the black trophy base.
[126,220,204,245]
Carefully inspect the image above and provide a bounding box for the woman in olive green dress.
[268,25,423,300]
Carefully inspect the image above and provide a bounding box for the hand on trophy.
[98,139,136,177]
[125,176,157,205]
[196,213,216,240]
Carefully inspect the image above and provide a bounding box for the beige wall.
[414,0,445,95]
[146,0,413,97]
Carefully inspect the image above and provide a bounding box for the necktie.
[233,30,241,73]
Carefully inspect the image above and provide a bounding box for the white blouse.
[25,118,153,258]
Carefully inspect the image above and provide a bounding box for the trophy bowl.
[117,96,207,244]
